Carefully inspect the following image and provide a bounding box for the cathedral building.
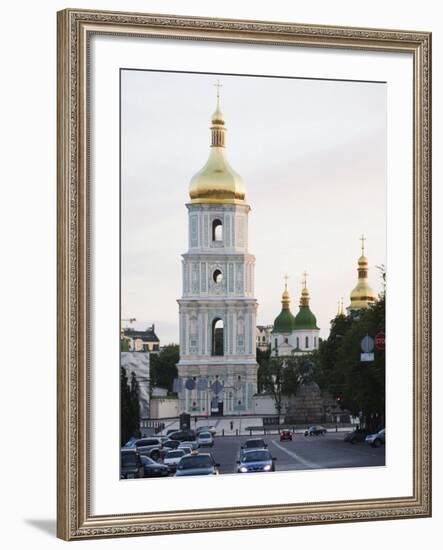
[271,274,320,357]
[176,85,258,416]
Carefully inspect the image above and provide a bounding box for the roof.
[123,327,159,342]
[293,306,319,330]
[272,308,295,333]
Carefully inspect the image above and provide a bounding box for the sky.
[121,69,386,343]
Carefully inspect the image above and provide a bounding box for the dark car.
[140,456,169,478]
[237,449,277,473]
[175,453,220,477]
[304,426,327,436]
[280,430,293,441]
[365,429,385,448]
[344,428,369,444]
[120,448,143,479]
[167,429,197,442]
[161,439,181,450]
[241,438,267,451]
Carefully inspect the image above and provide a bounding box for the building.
[271,274,320,357]
[348,236,378,312]
[256,325,273,351]
[176,85,258,416]
[121,325,160,352]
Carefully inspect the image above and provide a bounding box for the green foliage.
[120,338,130,352]
[120,367,140,446]
[317,289,385,432]
[150,344,179,392]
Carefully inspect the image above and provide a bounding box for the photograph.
[119,69,387,480]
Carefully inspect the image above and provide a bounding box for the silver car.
[197,431,214,447]
[163,449,187,472]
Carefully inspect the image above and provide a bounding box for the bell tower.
[176,83,258,416]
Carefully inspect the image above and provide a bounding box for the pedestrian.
[230,420,234,430]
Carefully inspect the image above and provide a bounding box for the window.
[296,337,299,348]
[212,219,223,241]
[274,338,278,349]
[314,336,317,348]
[213,269,223,283]
[305,336,309,348]
[212,318,224,356]
[284,337,288,344]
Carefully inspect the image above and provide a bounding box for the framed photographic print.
[57,8,431,540]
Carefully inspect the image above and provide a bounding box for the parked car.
[279,430,293,441]
[180,439,199,451]
[177,444,193,456]
[163,449,187,472]
[196,425,216,436]
[167,429,197,442]
[175,453,220,477]
[365,429,385,448]
[344,428,369,444]
[197,431,214,447]
[237,449,277,473]
[140,456,169,478]
[120,448,143,479]
[304,426,327,436]
[161,439,181,451]
[134,437,163,461]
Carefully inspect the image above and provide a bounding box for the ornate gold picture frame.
[57,8,431,540]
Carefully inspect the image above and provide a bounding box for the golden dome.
[349,237,377,310]
[281,287,291,309]
[189,84,246,205]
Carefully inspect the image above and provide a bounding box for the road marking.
[271,440,321,470]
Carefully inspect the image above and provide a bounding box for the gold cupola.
[349,236,378,310]
[189,82,246,205]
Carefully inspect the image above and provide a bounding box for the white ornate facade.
[176,86,258,416]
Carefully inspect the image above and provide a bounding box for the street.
[202,432,385,474]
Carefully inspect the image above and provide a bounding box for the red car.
[279,430,293,441]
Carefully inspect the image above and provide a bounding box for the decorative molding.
[57,8,431,540]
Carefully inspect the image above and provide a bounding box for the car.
[344,428,369,444]
[197,431,214,447]
[196,425,216,436]
[140,456,169,478]
[241,438,267,451]
[167,429,197,442]
[175,453,220,477]
[279,430,293,441]
[134,437,163,461]
[120,448,144,479]
[180,439,199,451]
[177,444,193,455]
[365,428,385,448]
[161,439,181,451]
[237,449,277,473]
[162,449,187,472]
[304,426,327,436]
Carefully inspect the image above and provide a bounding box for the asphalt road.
[203,432,385,474]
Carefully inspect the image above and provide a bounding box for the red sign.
[375,331,385,350]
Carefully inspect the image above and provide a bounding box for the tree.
[150,344,179,392]
[315,265,386,432]
[257,355,304,416]
[120,367,140,445]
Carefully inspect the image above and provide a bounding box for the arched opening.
[212,219,223,241]
[213,269,223,283]
[212,318,224,356]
